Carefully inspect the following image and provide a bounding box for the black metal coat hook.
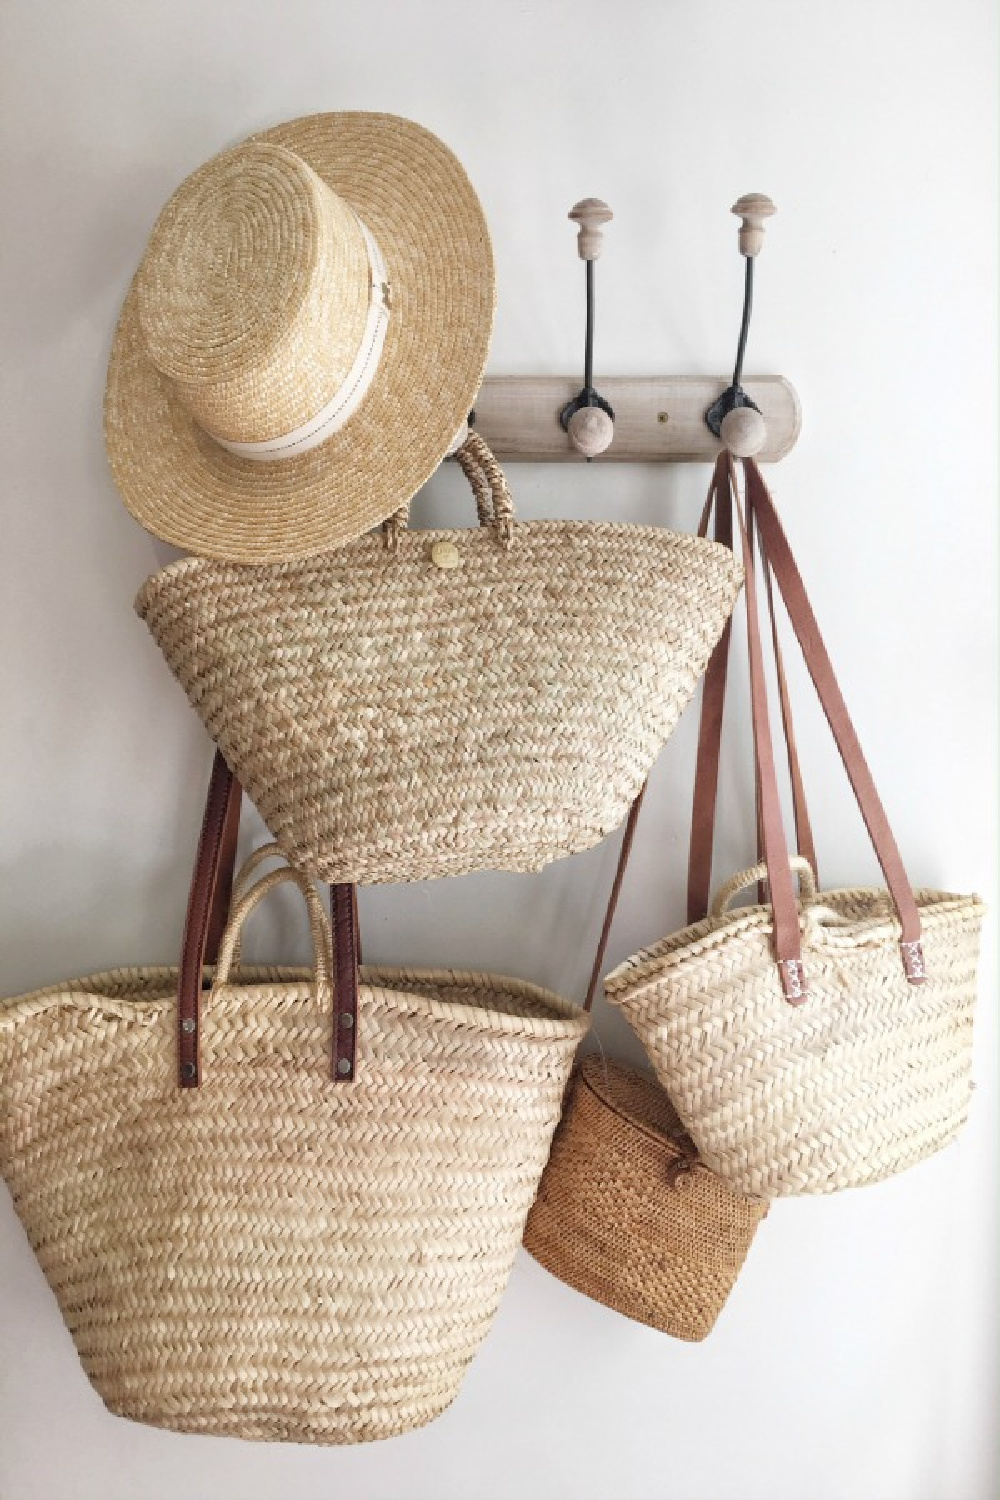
[705,194,776,450]
[560,198,615,460]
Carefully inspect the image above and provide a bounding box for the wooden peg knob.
[732,193,776,258]
[567,405,614,457]
[569,198,613,260]
[720,405,766,457]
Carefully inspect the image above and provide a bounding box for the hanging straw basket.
[606,864,984,1199]
[605,457,985,1200]
[135,433,742,885]
[0,856,588,1444]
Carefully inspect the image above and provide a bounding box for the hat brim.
[104,112,495,562]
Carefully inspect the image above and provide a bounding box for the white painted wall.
[1,2,996,1496]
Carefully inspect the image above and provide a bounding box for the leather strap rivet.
[181,1018,196,1034]
[339,1012,354,1030]
[181,1062,197,1082]
[337,1057,352,1076]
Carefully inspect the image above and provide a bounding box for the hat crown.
[136,142,371,445]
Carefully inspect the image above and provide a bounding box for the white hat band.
[207,216,391,462]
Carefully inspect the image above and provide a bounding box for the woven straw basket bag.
[524,1058,767,1340]
[135,431,743,885]
[0,778,588,1443]
[606,457,984,1200]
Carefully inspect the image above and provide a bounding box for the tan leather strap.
[740,457,924,983]
[177,749,243,1087]
[688,456,735,923]
[761,532,818,879]
[722,459,805,998]
[584,466,738,1001]
[583,783,648,1012]
[748,500,820,904]
[204,765,242,963]
[177,752,360,1087]
[587,456,818,1005]
[688,456,816,924]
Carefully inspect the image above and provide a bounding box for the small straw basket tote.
[0,765,590,1444]
[606,456,984,1200]
[135,432,743,885]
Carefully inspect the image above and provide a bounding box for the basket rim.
[133,520,742,608]
[1,962,590,1041]
[604,886,985,1005]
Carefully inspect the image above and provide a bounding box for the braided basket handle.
[213,864,334,997]
[711,855,817,919]
[382,429,515,551]
[230,840,287,905]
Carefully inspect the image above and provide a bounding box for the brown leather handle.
[731,464,806,998]
[177,751,360,1087]
[754,502,819,895]
[584,462,805,1007]
[740,457,924,986]
[688,455,816,925]
[583,783,647,1012]
[177,750,242,1086]
[330,884,361,1081]
[688,457,736,924]
[598,462,922,1006]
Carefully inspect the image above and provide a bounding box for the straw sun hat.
[105,113,495,562]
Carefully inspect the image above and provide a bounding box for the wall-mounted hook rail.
[705,193,776,457]
[470,375,800,463]
[559,198,615,459]
[465,188,800,465]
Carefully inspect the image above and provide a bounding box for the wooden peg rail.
[472,375,801,463]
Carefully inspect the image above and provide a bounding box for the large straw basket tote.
[0,767,589,1444]
[605,457,984,1200]
[135,431,743,885]
[523,1058,767,1340]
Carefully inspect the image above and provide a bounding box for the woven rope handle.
[711,855,817,919]
[382,430,515,551]
[453,437,496,529]
[230,841,285,904]
[225,842,289,970]
[213,865,334,1002]
[459,430,515,544]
